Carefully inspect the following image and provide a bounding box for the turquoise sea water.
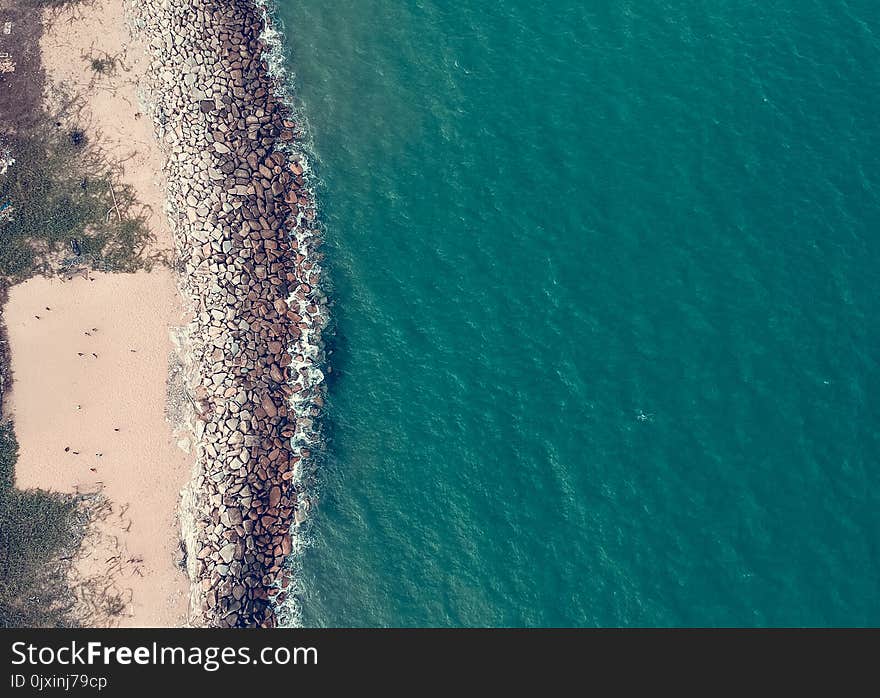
[274,0,880,626]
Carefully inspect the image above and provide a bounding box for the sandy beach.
[40,0,173,254]
[3,0,189,627]
[6,271,189,626]
[1,0,324,628]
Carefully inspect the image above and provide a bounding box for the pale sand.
[6,272,190,627]
[2,0,190,626]
[41,0,173,254]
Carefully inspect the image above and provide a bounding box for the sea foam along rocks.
[128,0,327,627]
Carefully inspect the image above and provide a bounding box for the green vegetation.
[0,111,152,624]
[87,52,119,76]
[21,0,90,8]
[90,57,115,74]
[0,422,84,627]
[0,0,155,625]
[0,119,153,282]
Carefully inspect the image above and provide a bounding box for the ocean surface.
[273,0,880,626]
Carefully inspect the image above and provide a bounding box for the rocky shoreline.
[128,0,327,627]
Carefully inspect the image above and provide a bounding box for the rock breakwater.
[128,0,327,627]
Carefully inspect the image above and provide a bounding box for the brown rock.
[269,486,281,508]
[261,395,278,418]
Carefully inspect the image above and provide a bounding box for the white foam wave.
[254,0,328,629]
